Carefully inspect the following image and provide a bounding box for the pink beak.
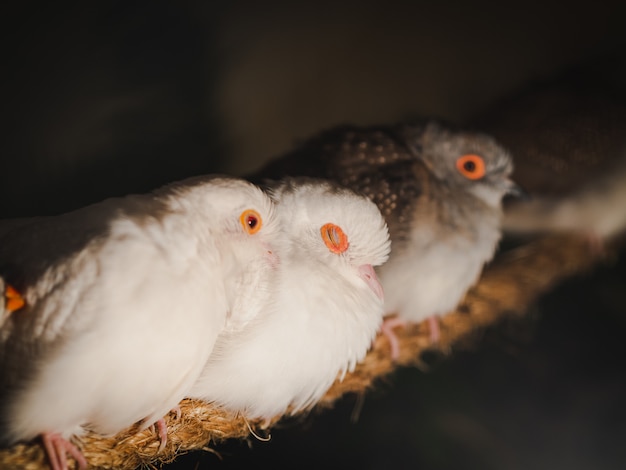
[358,264,384,300]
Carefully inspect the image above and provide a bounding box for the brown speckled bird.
[251,120,521,358]
[472,65,626,245]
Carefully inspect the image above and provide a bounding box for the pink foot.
[41,432,87,470]
[150,406,181,453]
[381,316,407,361]
[427,315,441,343]
[155,418,168,453]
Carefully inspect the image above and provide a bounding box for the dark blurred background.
[1,1,625,469]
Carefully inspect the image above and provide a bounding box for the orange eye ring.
[321,223,349,254]
[456,154,486,180]
[240,209,263,235]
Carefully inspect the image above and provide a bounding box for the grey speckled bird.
[251,120,521,358]
[472,65,626,244]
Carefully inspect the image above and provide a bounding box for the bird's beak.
[504,178,530,200]
[358,264,384,301]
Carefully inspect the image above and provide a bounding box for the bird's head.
[161,175,282,267]
[404,121,523,207]
[266,177,391,300]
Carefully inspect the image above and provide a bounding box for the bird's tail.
[502,149,626,242]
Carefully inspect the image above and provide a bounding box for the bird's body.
[0,175,279,469]
[472,70,626,244]
[377,192,502,324]
[189,178,390,419]
[252,122,518,356]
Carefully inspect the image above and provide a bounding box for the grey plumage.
[472,70,626,242]
[253,120,517,248]
[251,120,519,354]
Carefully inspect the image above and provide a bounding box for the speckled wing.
[472,64,626,240]
[472,69,626,197]
[251,124,427,244]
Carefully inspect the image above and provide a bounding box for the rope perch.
[0,233,615,469]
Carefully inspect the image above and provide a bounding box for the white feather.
[188,179,390,420]
[0,175,279,447]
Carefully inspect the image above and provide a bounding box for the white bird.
[188,178,391,421]
[0,175,280,470]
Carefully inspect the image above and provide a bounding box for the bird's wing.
[250,124,428,244]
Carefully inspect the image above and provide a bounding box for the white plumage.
[188,178,391,420]
[0,175,279,469]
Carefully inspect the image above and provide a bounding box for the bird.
[251,120,521,359]
[187,177,391,421]
[471,64,626,248]
[0,175,280,470]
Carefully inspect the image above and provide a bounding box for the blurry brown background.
[1,1,625,469]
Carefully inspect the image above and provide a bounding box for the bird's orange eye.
[456,154,486,180]
[321,223,349,254]
[240,209,262,235]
